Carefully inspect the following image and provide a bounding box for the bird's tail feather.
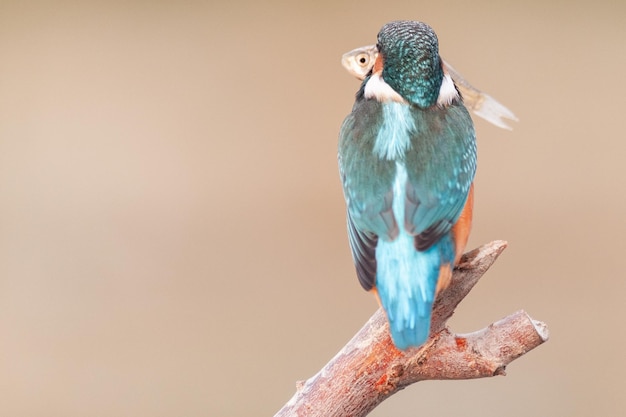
[376,235,454,350]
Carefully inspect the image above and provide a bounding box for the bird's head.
[372,21,444,108]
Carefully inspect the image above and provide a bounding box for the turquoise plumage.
[338,21,476,350]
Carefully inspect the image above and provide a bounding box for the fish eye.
[355,53,370,67]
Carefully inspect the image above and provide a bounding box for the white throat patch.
[364,73,407,104]
[366,71,459,107]
[436,73,459,106]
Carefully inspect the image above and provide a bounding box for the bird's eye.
[356,53,370,67]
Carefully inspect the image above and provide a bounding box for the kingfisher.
[338,21,477,350]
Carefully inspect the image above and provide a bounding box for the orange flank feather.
[451,183,474,264]
[435,263,452,296]
[370,287,383,308]
[436,184,474,296]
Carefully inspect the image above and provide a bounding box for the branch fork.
[275,241,549,417]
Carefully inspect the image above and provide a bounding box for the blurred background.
[1,1,624,416]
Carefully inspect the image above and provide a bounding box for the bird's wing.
[346,210,378,290]
[404,104,477,250]
[338,98,397,290]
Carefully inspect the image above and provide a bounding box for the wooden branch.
[275,241,549,417]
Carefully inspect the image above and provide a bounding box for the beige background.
[1,1,624,416]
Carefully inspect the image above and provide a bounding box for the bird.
[338,20,477,350]
[341,44,518,130]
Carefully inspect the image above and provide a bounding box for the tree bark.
[275,240,549,417]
